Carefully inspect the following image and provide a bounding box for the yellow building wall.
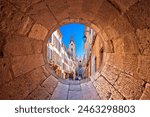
[91,35,103,71]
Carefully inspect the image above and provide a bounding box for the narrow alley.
[51,79,100,100]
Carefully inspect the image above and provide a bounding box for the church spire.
[70,34,75,44]
[69,34,76,60]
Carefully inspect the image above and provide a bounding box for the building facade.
[76,57,84,80]
[83,26,103,78]
[47,29,76,79]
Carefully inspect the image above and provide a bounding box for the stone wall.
[0,0,150,99]
[0,0,59,99]
[91,35,103,71]
[91,0,150,100]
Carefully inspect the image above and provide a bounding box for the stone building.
[47,29,62,77]
[47,29,76,79]
[84,26,104,78]
[61,43,76,79]
[76,57,84,80]
[83,27,95,78]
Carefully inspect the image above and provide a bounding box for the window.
[48,48,53,60]
[49,37,52,43]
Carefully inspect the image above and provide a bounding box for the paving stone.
[58,78,70,85]
[80,78,91,84]
[69,85,81,91]
[68,91,83,100]
[81,81,100,100]
[50,82,69,100]
[69,80,80,85]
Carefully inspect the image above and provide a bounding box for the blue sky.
[59,23,85,58]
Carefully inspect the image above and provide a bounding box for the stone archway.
[0,0,150,100]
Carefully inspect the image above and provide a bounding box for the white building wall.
[48,29,76,79]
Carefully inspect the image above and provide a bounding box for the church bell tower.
[69,35,76,60]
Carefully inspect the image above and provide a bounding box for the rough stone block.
[90,72,100,82]
[8,0,41,12]
[45,0,69,21]
[136,29,150,55]
[0,0,23,33]
[82,0,103,14]
[81,0,103,20]
[26,67,47,88]
[17,16,34,36]
[109,90,125,100]
[26,1,57,30]
[4,34,33,56]
[101,65,120,85]
[113,38,124,55]
[0,58,13,86]
[95,76,119,100]
[137,56,150,83]
[41,65,51,77]
[26,86,50,100]
[0,75,32,99]
[32,40,43,54]
[123,54,138,75]
[104,26,120,40]
[92,81,99,88]
[109,15,134,37]
[29,23,48,41]
[67,0,84,18]
[104,40,114,53]
[94,0,120,28]
[114,73,144,99]
[44,64,58,78]
[12,54,44,77]
[140,83,150,100]
[110,0,138,12]
[0,32,6,58]
[126,0,150,29]
[41,75,58,94]
[0,66,49,99]
[122,33,138,54]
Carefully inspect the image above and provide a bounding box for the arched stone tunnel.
[0,0,150,100]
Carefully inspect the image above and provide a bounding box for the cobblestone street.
[51,79,100,100]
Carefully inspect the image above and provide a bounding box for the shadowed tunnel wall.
[0,0,150,99]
